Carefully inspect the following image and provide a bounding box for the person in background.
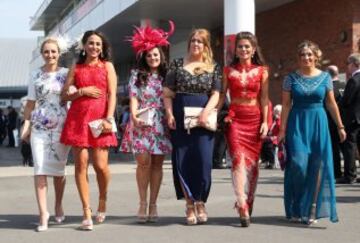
[120,22,172,223]
[60,30,118,230]
[213,98,229,169]
[337,53,360,184]
[261,104,282,169]
[6,106,18,147]
[0,108,6,145]
[21,37,70,232]
[326,65,345,179]
[163,28,221,225]
[218,31,269,227]
[279,40,346,224]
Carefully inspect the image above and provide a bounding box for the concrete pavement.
[0,146,359,243]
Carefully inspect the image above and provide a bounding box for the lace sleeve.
[282,74,292,92]
[164,59,178,91]
[212,63,222,91]
[128,70,139,98]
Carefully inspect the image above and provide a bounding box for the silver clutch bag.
[136,107,156,126]
[88,119,117,138]
[184,107,217,134]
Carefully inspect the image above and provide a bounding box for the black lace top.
[164,58,222,94]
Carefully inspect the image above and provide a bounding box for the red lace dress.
[224,64,265,213]
[60,62,117,147]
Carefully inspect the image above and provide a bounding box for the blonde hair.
[297,40,322,67]
[187,29,215,73]
[40,37,60,54]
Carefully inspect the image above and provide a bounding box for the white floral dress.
[27,67,70,176]
[120,70,172,155]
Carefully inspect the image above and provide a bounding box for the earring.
[81,50,86,56]
[100,52,104,58]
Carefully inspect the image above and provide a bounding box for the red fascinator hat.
[127,20,175,57]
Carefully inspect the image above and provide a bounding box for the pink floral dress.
[120,70,172,155]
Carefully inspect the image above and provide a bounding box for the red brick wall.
[256,0,356,104]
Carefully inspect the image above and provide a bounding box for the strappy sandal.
[54,206,65,224]
[137,202,148,223]
[79,208,93,231]
[148,204,158,223]
[195,202,208,224]
[185,203,197,225]
[307,203,318,225]
[96,199,106,224]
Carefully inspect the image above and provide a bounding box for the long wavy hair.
[230,31,266,67]
[187,28,215,72]
[77,30,112,64]
[135,46,168,87]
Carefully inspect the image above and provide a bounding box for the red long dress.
[60,62,117,147]
[224,64,265,213]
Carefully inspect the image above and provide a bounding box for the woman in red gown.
[60,30,117,230]
[218,32,269,227]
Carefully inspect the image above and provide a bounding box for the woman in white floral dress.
[121,23,173,223]
[21,38,70,232]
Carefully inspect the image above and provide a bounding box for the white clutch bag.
[184,107,218,134]
[136,107,156,126]
[88,118,117,138]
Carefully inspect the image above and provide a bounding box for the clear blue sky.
[0,0,44,38]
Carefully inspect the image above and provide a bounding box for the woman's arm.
[129,96,146,127]
[20,100,35,141]
[326,90,346,142]
[101,62,118,132]
[105,62,117,118]
[61,66,102,102]
[278,91,291,143]
[163,87,176,129]
[199,91,220,127]
[259,69,269,138]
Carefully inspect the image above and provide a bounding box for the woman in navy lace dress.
[163,29,221,225]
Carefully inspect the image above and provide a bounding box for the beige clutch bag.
[184,107,217,134]
[136,107,156,126]
[88,119,117,138]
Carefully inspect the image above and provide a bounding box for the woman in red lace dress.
[218,32,269,227]
[60,30,117,230]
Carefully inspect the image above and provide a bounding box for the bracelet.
[105,117,115,123]
[338,126,345,130]
[78,88,83,96]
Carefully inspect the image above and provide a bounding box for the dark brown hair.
[77,30,112,64]
[231,31,266,66]
[135,46,168,87]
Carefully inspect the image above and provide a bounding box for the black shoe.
[356,178,360,183]
[265,164,275,169]
[336,177,356,184]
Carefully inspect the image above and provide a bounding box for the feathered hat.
[127,20,175,57]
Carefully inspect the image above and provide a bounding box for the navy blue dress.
[165,58,221,202]
[283,71,338,223]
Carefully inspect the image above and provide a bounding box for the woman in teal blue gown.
[278,40,346,224]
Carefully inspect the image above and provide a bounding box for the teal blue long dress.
[283,71,338,223]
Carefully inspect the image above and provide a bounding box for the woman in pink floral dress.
[121,22,173,223]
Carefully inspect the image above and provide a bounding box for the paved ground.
[0,146,359,243]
